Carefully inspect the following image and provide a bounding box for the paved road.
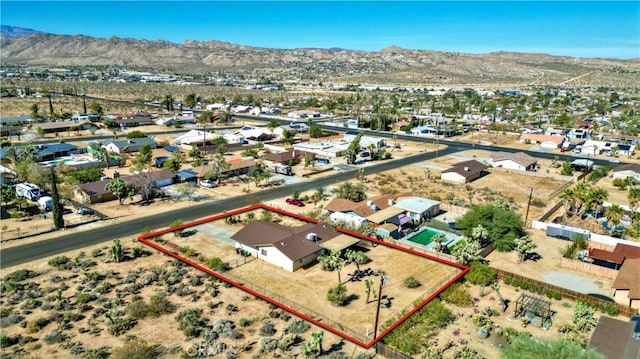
[1,146,460,267]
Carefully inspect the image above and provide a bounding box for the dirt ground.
[1,239,373,358]
[169,214,463,343]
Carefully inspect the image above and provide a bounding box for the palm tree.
[605,204,625,232]
[628,188,640,212]
[588,188,608,218]
[560,187,578,217]
[432,233,446,252]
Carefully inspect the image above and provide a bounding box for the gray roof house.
[393,197,441,222]
[102,137,157,154]
[441,160,488,184]
[613,163,640,182]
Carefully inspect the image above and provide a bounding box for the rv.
[266,163,293,176]
[15,182,42,201]
[546,222,590,241]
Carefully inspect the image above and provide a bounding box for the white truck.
[15,182,42,201]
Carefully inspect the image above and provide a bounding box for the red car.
[286,198,304,207]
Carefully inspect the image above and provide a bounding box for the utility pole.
[373,274,387,339]
[524,187,534,228]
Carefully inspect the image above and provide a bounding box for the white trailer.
[15,182,41,201]
[330,212,367,230]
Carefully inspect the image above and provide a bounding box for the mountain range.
[1,26,639,86]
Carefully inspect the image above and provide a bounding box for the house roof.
[367,206,406,224]
[589,243,640,265]
[103,137,156,150]
[612,259,640,299]
[324,193,408,217]
[35,143,79,156]
[261,150,297,163]
[589,316,640,359]
[520,133,565,145]
[442,160,488,178]
[394,197,441,214]
[33,120,90,130]
[490,151,538,167]
[614,163,640,174]
[231,221,344,262]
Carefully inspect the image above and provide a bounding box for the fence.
[547,177,575,200]
[536,200,563,223]
[389,239,457,263]
[491,267,638,317]
[559,258,618,279]
[0,216,100,242]
[491,166,575,182]
[374,341,412,359]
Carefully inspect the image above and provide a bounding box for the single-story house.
[261,149,311,165]
[174,129,221,146]
[273,123,309,138]
[236,126,273,141]
[490,151,538,171]
[611,259,640,310]
[76,169,174,203]
[613,163,640,182]
[441,160,488,184]
[588,243,640,270]
[102,137,157,154]
[343,131,387,148]
[325,193,407,219]
[519,133,565,149]
[31,120,91,134]
[589,316,640,359]
[0,114,33,126]
[231,221,359,272]
[0,164,17,185]
[393,197,441,222]
[34,143,80,161]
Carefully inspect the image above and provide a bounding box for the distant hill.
[0,25,42,39]
[1,27,639,87]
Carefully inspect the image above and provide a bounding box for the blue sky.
[1,1,639,59]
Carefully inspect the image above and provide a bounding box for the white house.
[174,129,220,146]
[102,137,157,154]
[612,163,640,182]
[441,160,489,184]
[520,133,565,149]
[230,221,358,272]
[236,126,273,141]
[343,131,387,148]
[393,197,441,222]
[490,151,538,171]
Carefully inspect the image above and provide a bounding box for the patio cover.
[367,206,405,224]
[319,234,361,251]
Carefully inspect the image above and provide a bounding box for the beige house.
[441,160,488,184]
[612,259,640,310]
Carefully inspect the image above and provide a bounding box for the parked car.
[608,159,621,164]
[199,179,217,188]
[285,198,304,207]
[77,207,94,216]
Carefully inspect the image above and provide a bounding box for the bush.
[0,333,21,347]
[108,317,136,336]
[0,313,25,328]
[4,269,40,282]
[112,338,155,359]
[127,300,149,319]
[76,293,95,305]
[206,257,229,272]
[48,256,73,270]
[21,299,42,310]
[326,284,348,306]
[148,295,175,316]
[440,283,473,307]
[260,322,276,337]
[285,320,310,334]
[403,276,421,288]
[43,330,67,344]
[464,261,496,286]
[238,318,252,327]
[176,309,203,338]
[26,317,50,333]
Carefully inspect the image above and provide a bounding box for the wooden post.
[373,275,386,339]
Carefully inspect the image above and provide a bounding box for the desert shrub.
[82,347,111,359]
[404,276,421,288]
[21,298,42,310]
[455,347,481,359]
[285,320,310,334]
[326,284,348,306]
[440,283,473,307]
[148,295,175,316]
[4,269,40,282]
[43,330,67,344]
[108,317,136,336]
[127,300,149,319]
[48,256,73,270]
[176,308,204,338]
[260,337,278,353]
[260,321,276,337]
[76,293,95,305]
[188,275,203,286]
[112,338,156,359]
[0,313,24,328]
[206,257,229,272]
[26,317,50,333]
[471,314,493,328]
[179,246,198,257]
[0,333,21,347]
[238,318,252,327]
[464,261,496,286]
[213,319,236,337]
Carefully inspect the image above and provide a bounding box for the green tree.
[161,94,174,112]
[30,103,39,119]
[432,233,446,252]
[163,150,184,173]
[89,102,104,115]
[628,187,640,212]
[184,93,197,108]
[132,143,153,171]
[309,125,322,138]
[126,130,146,139]
[0,183,16,205]
[452,238,480,265]
[332,181,367,202]
[49,167,64,229]
[188,144,202,165]
[311,331,324,356]
[457,204,525,251]
[464,261,496,286]
[247,163,270,188]
[344,249,368,271]
[560,158,573,176]
[344,133,362,164]
[326,284,347,306]
[604,204,625,232]
[267,119,280,129]
[514,236,537,262]
[170,219,185,237]
[210,150,231,184]
[281,129,296,146]
[106,177,133,205]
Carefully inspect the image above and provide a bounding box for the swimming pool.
[407,228,440,246]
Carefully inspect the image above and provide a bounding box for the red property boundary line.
[138,203,469,348]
